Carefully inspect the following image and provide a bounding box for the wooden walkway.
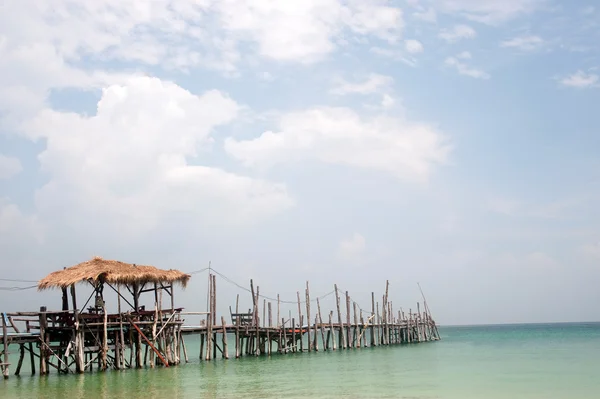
[1,277,440,378]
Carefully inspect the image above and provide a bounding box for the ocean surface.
[2,322,599,398]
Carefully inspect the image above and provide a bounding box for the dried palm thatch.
[37,256,191,290]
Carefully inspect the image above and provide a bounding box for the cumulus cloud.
[22,76,293,237]
[434,0,541,25]
[444,54,490,79]
[500,35,544,51]
[330,74,394,95]
[560,71,599,88]
[225,106,451,183]
[404,39,424,54]
[0,155,22,179]
[438,25,476,43]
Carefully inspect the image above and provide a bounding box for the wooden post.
[296,291,303,352]
[277,294,280,328]
[282,318,288,353]
[329,311,336,351]
[102,302,108,370]
[353,301,358,348]
[38,306,47,375]
[291,317,296,353]
[384,280,389,345]
[376,302,380,346]
[205,274,213,361]
[221,316,229,359]
[316,297,325,352]
[305,281,312,352]
[235,294,240,358]
[370,293,376,347]
[345,291,351,349]
[255,286,260,356]
[2,313,8,378]
[212,275,218,360]
[15,344,24,376]
[334,285,345,349]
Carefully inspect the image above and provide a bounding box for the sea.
[2,322,599,398]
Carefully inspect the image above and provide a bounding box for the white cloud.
[413,7,438,23]
[438,25,476,43]
[330,74,394,95]
[381,94,396,109]
[0,199,45,246]
[337,233,366,261]
[22,76,293,237]
[225,106,451,183]
[444,55,490,79]
[560,71,599,88]
[456,51,472,59]
[404,39,424,54]
[0,0,405,121]
[500,35,544,51]
[434,0,541,25]
[0,155,22,179]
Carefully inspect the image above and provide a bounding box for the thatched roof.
[37,256,191,290]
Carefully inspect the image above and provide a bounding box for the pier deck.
[1,259,440,379]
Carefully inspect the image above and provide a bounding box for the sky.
[1,0,599,326]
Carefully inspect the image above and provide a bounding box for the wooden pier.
[1,258,440,378]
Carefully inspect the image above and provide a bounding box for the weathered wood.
[353,301,358,348]
[371,293,376,347]
[15,344,24,376]
[345,291,351,349]
[128,318,169,367]
[334,285,346,349]
[305,281,312,352]
[296,291,303,352]
[39,306,47,375]
[221,316,229,359]
[2,313,9,378]
[316,297,325,352]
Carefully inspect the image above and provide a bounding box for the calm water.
[2,323,599,398]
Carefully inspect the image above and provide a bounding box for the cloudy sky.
[1,0,599,325]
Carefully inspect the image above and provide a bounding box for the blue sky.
[1,0,599,325]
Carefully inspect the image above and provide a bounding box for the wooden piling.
[305,282,312,352]
[2,313,8,378]
[334,285,346,349]
[296,292,303,352]
[345,291,351,349]
[221,316,229,359]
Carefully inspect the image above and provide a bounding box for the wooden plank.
[128,318,169,367]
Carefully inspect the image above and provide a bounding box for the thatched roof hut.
[37,256,191,291]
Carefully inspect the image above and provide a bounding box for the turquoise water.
[2,323,599,398]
